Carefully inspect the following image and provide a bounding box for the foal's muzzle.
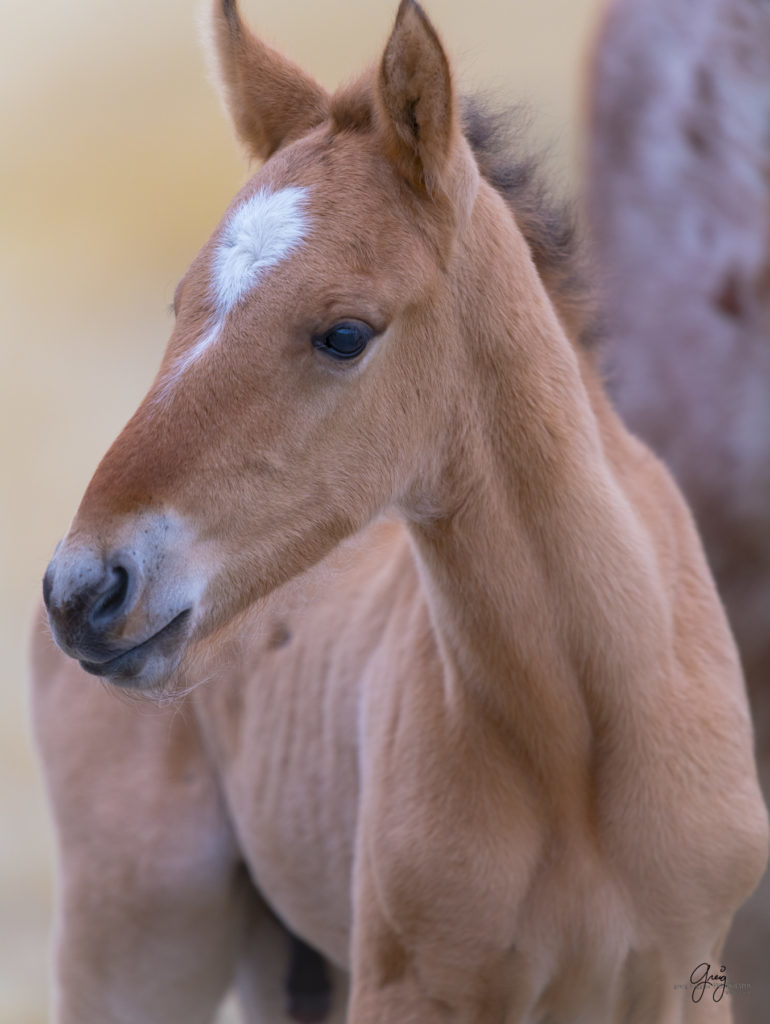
[43,515,199,686]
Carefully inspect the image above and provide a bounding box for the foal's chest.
[195,631,362,965]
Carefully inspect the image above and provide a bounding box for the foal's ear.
[376,0,460,195]
[207,0,330,161]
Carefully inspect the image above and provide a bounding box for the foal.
[34,1,767,1021]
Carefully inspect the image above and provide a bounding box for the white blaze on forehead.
[160,185,311,391]
[213,185,310,315]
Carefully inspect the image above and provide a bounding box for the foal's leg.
[53,857,250,1024]
[31,630,251,1024]
[348,838,521,1024]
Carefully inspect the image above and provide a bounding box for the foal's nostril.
[89,565,132,629]
[42,566,54,611]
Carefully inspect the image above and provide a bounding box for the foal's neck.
[404,187,666,819]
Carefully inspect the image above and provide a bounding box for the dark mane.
[462,97,600,351]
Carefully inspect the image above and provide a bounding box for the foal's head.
[43,0,507,688]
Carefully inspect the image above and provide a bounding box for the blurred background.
[1,0,605,1019]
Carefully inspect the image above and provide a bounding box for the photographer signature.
[689,963,728,1003]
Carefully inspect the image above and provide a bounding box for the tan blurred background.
[0,1,604,1020]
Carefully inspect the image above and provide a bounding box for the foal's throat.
[404,191,666,810]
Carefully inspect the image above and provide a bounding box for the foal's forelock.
[162,185,312,388]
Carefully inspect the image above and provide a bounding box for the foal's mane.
[461,97,600,352]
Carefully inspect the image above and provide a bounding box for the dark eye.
[313,320,374,361]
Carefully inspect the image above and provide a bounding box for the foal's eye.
[312,320,374,361]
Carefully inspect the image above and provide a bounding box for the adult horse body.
[586,2,770,1017]
[33,2,767,1021]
